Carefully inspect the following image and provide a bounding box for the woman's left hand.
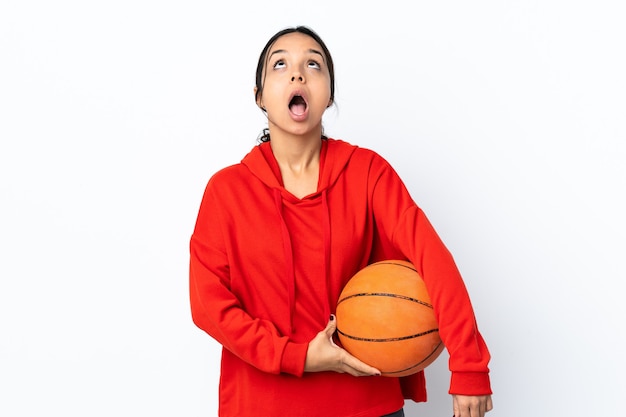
[452,394,493,417]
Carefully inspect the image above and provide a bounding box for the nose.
[290,74,304,83]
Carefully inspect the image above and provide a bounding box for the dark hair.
[255,26,335,142]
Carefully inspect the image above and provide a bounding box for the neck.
[267,129,323,199]
[270,136,322,174]
[268,127,323,173]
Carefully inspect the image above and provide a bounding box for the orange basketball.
[336,260,444,377]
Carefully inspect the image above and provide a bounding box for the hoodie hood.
[241,138,357,333]
[241,138,358,199]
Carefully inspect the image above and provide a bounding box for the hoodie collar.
[242,138,357,198]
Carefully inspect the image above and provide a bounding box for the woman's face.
[256,32,332,138]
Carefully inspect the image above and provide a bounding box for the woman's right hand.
[304,315,381,377]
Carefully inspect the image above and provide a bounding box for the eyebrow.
[268,48,326,62]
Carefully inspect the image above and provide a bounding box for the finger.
[325,314,337,337]
[481,398,489,416]
[452,396,467,417]
[324,314,339,349]
[325,315,339,347]
[341,360,378,377]
[476,396,492,417]
[341,350,381,376]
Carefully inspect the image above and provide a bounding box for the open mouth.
[289,95,308,116]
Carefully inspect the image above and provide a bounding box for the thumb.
[324,314,337,337]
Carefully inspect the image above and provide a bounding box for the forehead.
[268,32,324,56]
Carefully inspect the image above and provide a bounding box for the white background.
[1,1,624,416]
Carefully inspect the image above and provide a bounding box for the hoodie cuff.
[449,372,492,396]
[280,341,308,377]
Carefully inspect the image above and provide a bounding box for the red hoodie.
[190,138,491,416]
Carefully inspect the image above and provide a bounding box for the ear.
[254,87,265,110]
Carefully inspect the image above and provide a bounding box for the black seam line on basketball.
[336,328,439,342]
[381,341,444,375]
[383,341,444,375]
[372,261,416,273]
[337,292,433,309]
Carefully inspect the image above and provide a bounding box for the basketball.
[335,260,444,377]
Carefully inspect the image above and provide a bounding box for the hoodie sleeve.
[369,156,492,396]
[189,176,308,377]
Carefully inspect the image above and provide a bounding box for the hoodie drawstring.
[274,189,296,333]
[321,189,332,321]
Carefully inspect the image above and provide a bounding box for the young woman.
[190,26,493,417]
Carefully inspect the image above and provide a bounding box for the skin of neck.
[268,124,323,174]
